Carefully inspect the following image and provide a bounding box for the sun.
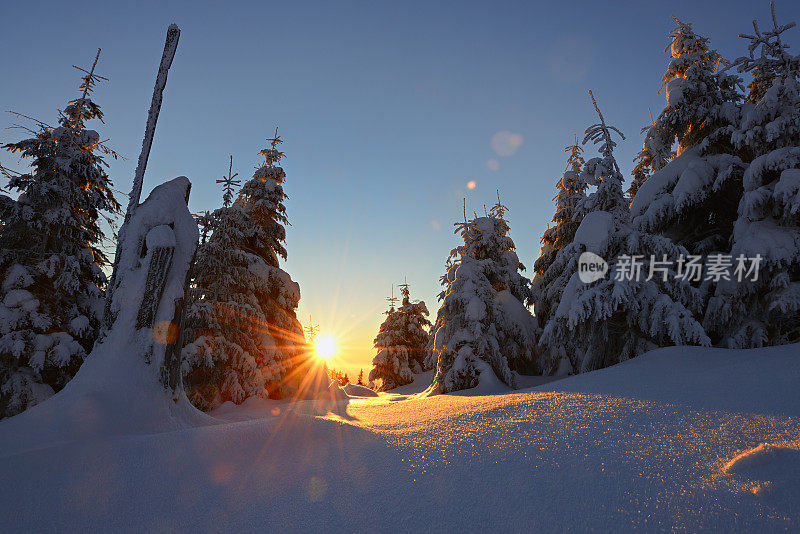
[315,335,336,361]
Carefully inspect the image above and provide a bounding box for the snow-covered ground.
[1,344,798,531]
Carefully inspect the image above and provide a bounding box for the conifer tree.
[238,128,308,397]
[541,92,708,373]
[706,3,800,347]
[631,17,744,258]
[629,110,669,199]
[531,137,587,327]
[182,135,309,410]
[0,51,120,418]
[429,197,537,393]
[181,158,284,410]
[357,368,364,385]
[369,283,431,391]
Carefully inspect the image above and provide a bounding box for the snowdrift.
[1,343,798,531]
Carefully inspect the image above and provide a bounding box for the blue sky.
[0,0,779,376]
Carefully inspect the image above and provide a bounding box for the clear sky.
[0,0,776,377]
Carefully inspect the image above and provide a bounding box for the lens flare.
[491,131,523,157]
[467,180,477,190]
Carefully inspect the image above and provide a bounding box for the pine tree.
[706,3,800,347]
[181,159,284,410]
[630,110,670,199]
[0,51,120,418]
[429,197,537,393]
[237,128,308,397]
[540,92,709,373]
[357,368,364,385]
[531,137,587,327]
[630,17,744,258]
[369,283,431,391]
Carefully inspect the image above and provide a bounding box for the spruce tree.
[0,51,120,418]
[182,135,309,410]
[369,283,431,391]
[357,369,364,385]
[429,197,537,393]
[540,92,708,373]
[531,137,587,327]
[631,17,744,258]
[181,159,283,410]
[706,3,800,347]
[237,128,308,397]
[630,110,671,199]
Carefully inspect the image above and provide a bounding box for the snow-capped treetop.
[583,90,625,162]
[533,136,587,276]
[216,155,240,207]
[260,126,286,168]
[664,17,721,80]
[733,2,799,101]
[630,110,672,199]
[236,128,290,268]
[632,16,741,195]
[1,50,120,265]
[579,92,629,222]
[732,2,800,155]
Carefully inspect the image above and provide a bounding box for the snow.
[144,224,176,248]
[630,147,701,218]
[572,210,613,253]
[722,440,800,510]
[0,177,208,455]
[554,272,581,318]
[1,343,799,530]
[343,383,379,397]
[2,288,36,308]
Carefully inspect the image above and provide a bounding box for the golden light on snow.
[467,180,477,190]
[315,335,337,361]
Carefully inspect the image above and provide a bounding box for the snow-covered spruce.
[631,17,744,258]
[0,53,120,419]
[182,132,309,410]
[429,198,537,393]
[531,136,588,328]
[706,4,800,348]
[540,93,709,373]
[369,283,431,391]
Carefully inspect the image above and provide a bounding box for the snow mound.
[542,343,800,417]
[343,383,379,397]
[722,440,800,507]
[327,380,349,399]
